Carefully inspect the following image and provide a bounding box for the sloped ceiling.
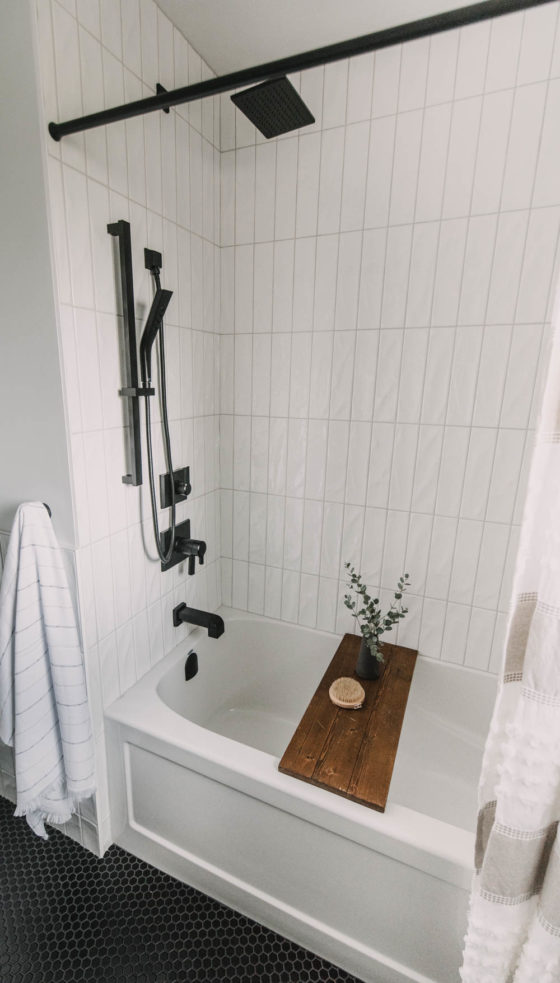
[156,0,486,75]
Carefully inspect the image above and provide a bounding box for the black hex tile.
[0,795,364,982]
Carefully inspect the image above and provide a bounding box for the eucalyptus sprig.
[344,563,410,662]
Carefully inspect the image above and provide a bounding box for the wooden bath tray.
[278,634,417,812]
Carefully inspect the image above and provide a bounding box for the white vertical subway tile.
[251,334,272,416]
[103,50,128,198]
[305,420,328,500]
[471,90,513,216]
[499,526,520,612]
[411,426,443,513]
[269,335,291,417]
[283,498,304,570]
[79,27,108,186]
[121,0,141,76]
[220,151,235,246]
[440,603,471,665]
[289,333,312,419]
[533,78,560,207]
[405,223,439,327]
[381,226,413,328]
[446,325,484,427]
[316,577,338,633]
[415,104,452,223]
[233,416,251,490]
[388,424,418,511]
[248,564,265,615]
[372,47,401,118]
[347,53,375,124]
[425,515,457,600]
[299,574,319,627]
[231,560,249,610]
[234,244,254,333]
[432,219,468,327]
[313,234,338,332]
[501,83,547,211]
[263,566,281,619]
[389,110,423,226]
[460,428,497,520]
[309,334,334,419]
[397,331,428,422]
[272,239,294,332]
[235,146,255,244]
[317,127,345,235]
[435,427,470,517]
[458,215,498,325]
[357,229,386,331]
[426,31,459,105]
[319,502,344,579]
[250,418,269,494]
[366,423,394,509]
[255,142,277,242]
[405,513,433,596]
[301,500,323,574]
[418,597,446,660]
[486,429,526,523]
[517,2,558,84]
[473,523,510,609]
[275,137,298,240]
[281,569,300,624]
[464,609,496,672]
[472,325,513,426]
[267,418,288,496]
[455,21,491,100]
[399,38,429,112]
[46,157,72,306]
[485,11,523,91]
[374,331,403,421]
[421,329,454,424]
[295,132,321,237]
[100,0,122,59]
[351,332,379,420]
[253,243,274,333]
[330,332,356,420]
[334,231,362,331]
[448,518,483,604]
[340,122,370,232]
[501,325,543,429]
[77,0,100,37]
[233,491,250,561]
[381,510,409,588]
[324,421,349,502]
[442,97,482,218]
[346,422,371,506]
[63,166,94,309]
[341,505,365,575]
[322,61,348,128]
[516,208,560,324]
[292,238,316,333]
[74,308,103,431]
[364,115,396,229]
[286,419,308,498]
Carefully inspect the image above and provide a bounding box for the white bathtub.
[105,608,496,983]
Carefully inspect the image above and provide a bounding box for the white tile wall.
[219,2,560,683]
[35,0,222,852]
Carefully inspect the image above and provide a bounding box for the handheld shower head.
[140,287,173,384]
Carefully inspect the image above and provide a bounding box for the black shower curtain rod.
[48,0,555,141]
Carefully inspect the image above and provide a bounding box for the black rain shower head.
[140,287,173,384]
[230,76,314,139]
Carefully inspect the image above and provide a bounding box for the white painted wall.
[0,0,74,547]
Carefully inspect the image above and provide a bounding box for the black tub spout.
[173,604,225,638]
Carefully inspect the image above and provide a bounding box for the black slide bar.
[107,220,144,487]
[49,0,555,141]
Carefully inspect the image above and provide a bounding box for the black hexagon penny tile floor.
[0,795,364,982]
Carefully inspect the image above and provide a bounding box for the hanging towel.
[0,502,95,838]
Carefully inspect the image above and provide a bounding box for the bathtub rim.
[105,606,486,891]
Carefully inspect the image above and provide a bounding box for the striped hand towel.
[0,503,95,838]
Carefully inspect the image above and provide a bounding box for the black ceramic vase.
[356,637,383,680]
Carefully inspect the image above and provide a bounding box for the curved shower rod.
[48,0,554,142]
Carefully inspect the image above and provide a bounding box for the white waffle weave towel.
[0,503,95,838]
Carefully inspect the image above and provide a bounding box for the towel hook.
[43,503,52,517]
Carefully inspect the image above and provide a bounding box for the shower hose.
[143,270,176,565]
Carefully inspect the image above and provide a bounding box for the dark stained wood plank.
[278,634,417,813]
[279,634,360,780]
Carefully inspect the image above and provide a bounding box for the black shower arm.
[48,0,553,141]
